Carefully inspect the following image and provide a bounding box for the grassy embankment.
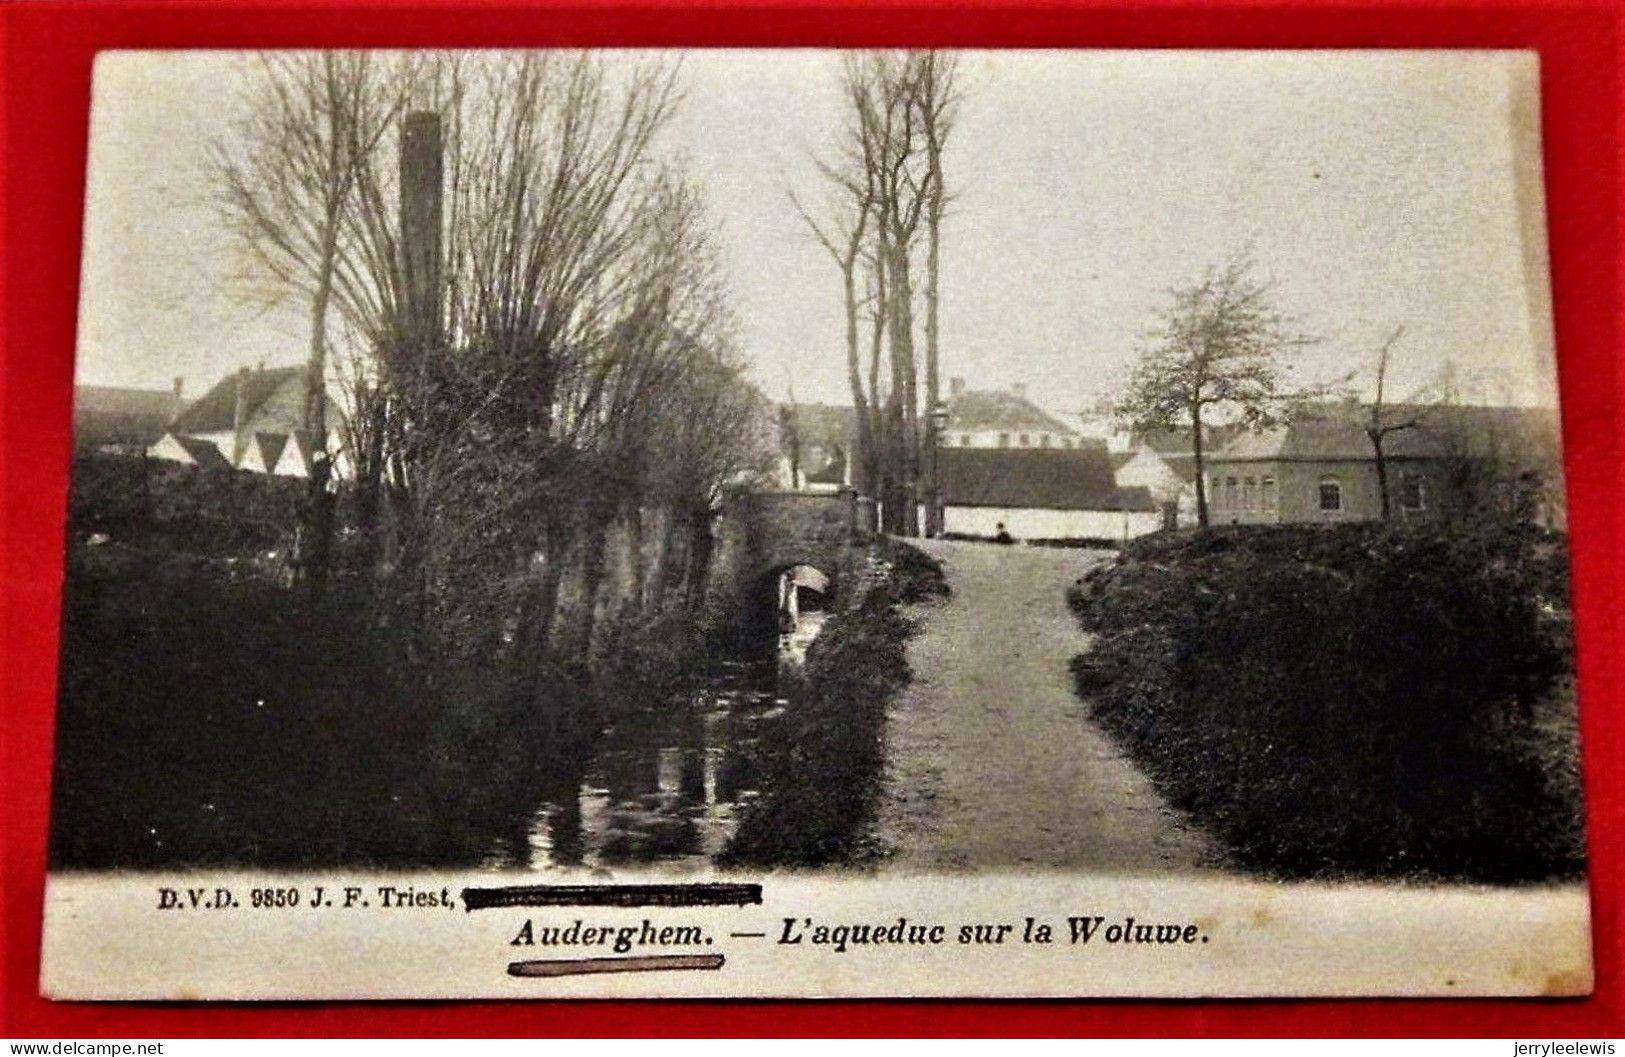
[721,538,949,868]
[1068,522,1584,883]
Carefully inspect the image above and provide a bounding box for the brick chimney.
[399,111,444,350]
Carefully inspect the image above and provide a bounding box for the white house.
[1113,426,1245,527]
[942,378,1084,451]
[150,364,347,478]
[938,444,1160,542]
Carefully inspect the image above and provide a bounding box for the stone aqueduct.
[711,487,873,651]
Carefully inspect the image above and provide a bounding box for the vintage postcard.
[42,48,1590,999]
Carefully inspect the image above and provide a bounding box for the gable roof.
[75,385,179,421]
[1150,451,1201,484]
[239,431,290,474]
[947,389,1076,436]
[1132,423,1245,457]
[171,366,307,435]
[1211,402,1560,466]
[73,385,180,447]
[151,432,233,470]
[271,429,328,477]
[939,443,1142,511]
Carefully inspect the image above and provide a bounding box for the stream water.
[476,663,785,872]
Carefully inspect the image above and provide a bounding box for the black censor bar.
[462,882,763,911]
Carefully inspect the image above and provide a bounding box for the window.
[1242,477,1257,512]
[1319,476,1343,512]
[1400,473,1426,512]
[1039,434,1051,448]
[1210,476,1223,507]
[1225,476,1239,511]
[1019,433,1031,447]
[1262,476,1277,512]
[959,434,972,447]
[998,433,1010,447]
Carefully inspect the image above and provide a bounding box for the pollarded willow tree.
[795,50,960,536]
[216,52,776,690]
[1116,256,1313,528]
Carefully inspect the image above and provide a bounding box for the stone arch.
[712,487,863,658]
[738,558,837,657]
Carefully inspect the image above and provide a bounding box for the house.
[147,432,233,470]
[1203,402,1564,528]
[72,381,185,454]
[1114,425,1244,528]
[150,364,347,478]
[779,380,1087,490]
[942,378,1083,450]
[938,444,1160,542]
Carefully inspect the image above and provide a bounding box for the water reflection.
[482,681,778,872]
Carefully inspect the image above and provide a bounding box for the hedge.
[1068,521,1584,882]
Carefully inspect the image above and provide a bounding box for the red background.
[2,0,1620,1038]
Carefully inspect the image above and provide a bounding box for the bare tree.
[1116,256,1312,528]
[214,52,417,591]
[1362,326,1425,520]
[799,51,960,536]
[214,53,795,714]
[917,52,959,536]
[790,126,877,496]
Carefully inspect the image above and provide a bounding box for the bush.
[872,536,950,604]
[720,550,919,868]
[50,533,612,869]
[68,453,304,557]
[1070,521,1583,882]
[50,542,430,868]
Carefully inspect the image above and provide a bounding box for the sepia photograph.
[40,47,1590,999]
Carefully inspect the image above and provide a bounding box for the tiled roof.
[1157,453,1199,484]
[1133,424,1244,457]
[75,385,178,420]
[273,429,327,476]
[947,389,1075,436]
[172,434,233,470]
[171,366,306,435]
[73,385,180,447]
[940,443,1143,511]
[246,431,290,472]
[1210,402,1560,466]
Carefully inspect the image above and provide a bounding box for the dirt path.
[875,539,1222,873]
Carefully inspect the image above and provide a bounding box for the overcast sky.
[77,49,1558,415]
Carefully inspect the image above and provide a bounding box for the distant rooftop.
[946,380,1077,437]
[940,443,1150,511]
[73,383,182,449]
[1211,402,1560,466]
[171,365,307,435]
